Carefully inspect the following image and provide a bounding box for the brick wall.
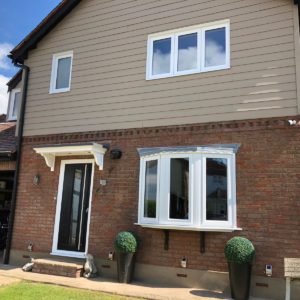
[12,116,300,278]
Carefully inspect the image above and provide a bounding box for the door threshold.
[50,251,86,259]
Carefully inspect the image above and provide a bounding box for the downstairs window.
[137,145,240,232]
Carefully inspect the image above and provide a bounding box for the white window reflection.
[205,27,226,68]
[152,38,171,75]
[177,33,198,72]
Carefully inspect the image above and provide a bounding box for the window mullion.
[171,35,176,76]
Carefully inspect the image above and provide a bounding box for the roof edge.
[6,70,22,92]
[9,0,81,64]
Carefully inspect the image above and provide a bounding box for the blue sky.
[0,0,61,114]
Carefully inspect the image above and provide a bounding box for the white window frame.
[137,148,239,232]
[146,20,230,80]
[50,51,73,94]
[138,155,160,225]
[147,33,174,80]
[160,153,194,226]
[51,159,95,259]
[201,154,235,229]
[7,88,21,121]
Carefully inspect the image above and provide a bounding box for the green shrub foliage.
[225,237,255,264]
[115,231,137,253]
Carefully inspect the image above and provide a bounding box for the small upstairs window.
[146,20,230,80]
[7,88,21,121]
[50,51,73,94]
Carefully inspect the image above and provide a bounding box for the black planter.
[116,251,135,283]
[228,262,252,300]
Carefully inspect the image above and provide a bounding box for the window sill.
[49,88,71,94]
[146,65,230,80]
[135,223,242,232]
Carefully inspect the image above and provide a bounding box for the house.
[4,0,300,298]
[0,71,22,260]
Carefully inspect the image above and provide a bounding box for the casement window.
[137,145,240,232]
[50,51,73,93]
[146,20,230,80]
[7,88,21,121]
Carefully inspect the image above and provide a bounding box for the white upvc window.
[50,51,73,94]
[137,145,239,232]
[146,20,230,80]
[7,88,21,121]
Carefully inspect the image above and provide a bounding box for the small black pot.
[116,251,135,283]
[228,262,252,300]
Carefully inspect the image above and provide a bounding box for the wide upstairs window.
[7,88,21,121]
[137,145,239,232]
[50,51,73,94]
[146,20,230,80]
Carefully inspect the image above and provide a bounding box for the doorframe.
[51,159,95,259]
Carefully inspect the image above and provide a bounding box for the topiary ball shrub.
[115,231,137,253]
[225,237,255,264]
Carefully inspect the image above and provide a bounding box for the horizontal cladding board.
[26,93,297,121]
[51,0,288,38]
[28,47,295,87]
[23,0,298,136]
[24,107,297,136]
[44,0,289,47]
[25,99,296,129]
[26,97,297,123]
[28,7,292,61]
[27,11,293,66]
[27,85,296,115]
[27,66,296,100]
[28,74,296,100]
[27,29,294,76]
[27,50,296,94]
[24,106,297,134]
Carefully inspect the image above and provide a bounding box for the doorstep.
[32,258,84,278]
[0,264,267,300]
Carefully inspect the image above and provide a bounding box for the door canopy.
[34,143,107,171]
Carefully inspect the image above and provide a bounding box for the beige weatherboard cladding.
[23,0,298,136]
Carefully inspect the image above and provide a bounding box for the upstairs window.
[7,88,21,121]
[137,145,239,232]
[146,20,230,80]
[50,51,73,93]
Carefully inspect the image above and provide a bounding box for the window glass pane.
[177,33,197,71]
[206,158,228,221]
[170,158,189,220]
[205,27,226,68]
[56,56,72,89]
[144,160,158,218]
[71,169,82,247]
[12,92,21,117]
[152,38,171,75]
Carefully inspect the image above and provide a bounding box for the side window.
[50,51,73,94]
[7,89,21,121]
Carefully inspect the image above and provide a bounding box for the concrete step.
[32,258,84,278]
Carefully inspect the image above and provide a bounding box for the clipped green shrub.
[115,231,137,253]
[225,237,255,264]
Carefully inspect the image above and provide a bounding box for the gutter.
[3,63,30,264]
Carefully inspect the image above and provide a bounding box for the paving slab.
[0,275,21,286]
[0,264,265,300]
